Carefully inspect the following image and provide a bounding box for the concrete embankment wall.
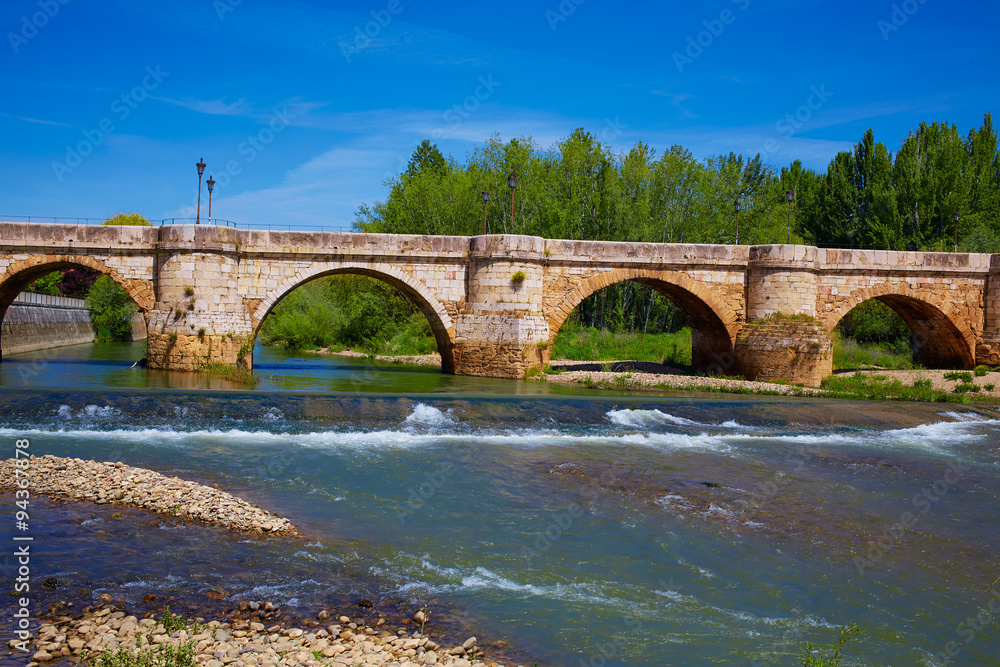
[1,292,146,356]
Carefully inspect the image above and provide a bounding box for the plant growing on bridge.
[101,211,153,226]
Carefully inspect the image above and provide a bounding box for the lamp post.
[785,190,795,245]
[206,175,216,226]
[481,190,489,235]
[196,158,206,224]
[953,211,960,252]
[734,198,741,245]
[508,172,517,229]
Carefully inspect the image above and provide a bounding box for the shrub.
[913,378,932,390]
[974,364,990,376]
[183,286,195,297]
[510,270,527,283]
[86,275,138,342]
[102,211,153,226]
[26,271,61,295]
[59,267,101,297]
[985,384,995,392]
[944,371,974,383]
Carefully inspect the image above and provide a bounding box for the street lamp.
[734,198,741,245]
[196,158,206,224]
[481,190,489,235]
[508,172,518,229]
[206,175,216,226]
[785,190,796,245]
[953,210,960,252]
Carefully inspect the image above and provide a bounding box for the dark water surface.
[1,342,999,665]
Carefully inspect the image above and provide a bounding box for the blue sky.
[1,0,996,229]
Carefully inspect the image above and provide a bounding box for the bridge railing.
[1,215,355,233]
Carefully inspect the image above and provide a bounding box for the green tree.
[27,272,62,295]
[86,275,138,342]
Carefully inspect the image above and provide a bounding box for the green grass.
[552,323,693,367]
[832,336,916,371]
[199,362,258,385]
[85,642,196,667]
[821,372,964,403]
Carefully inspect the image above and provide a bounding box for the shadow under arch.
[0,255,150,357]
[547,270,738,375]
[251,264,456,373]
[825,294,975,369]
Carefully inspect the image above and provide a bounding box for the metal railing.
[1,215,356,233]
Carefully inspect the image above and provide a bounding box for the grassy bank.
[832,336,916,371]
[551,322,693,366]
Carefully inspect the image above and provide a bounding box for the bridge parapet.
[2,221,1000,385]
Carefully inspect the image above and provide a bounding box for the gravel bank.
[311,348,443,367]
[0,455,296,536]
[22,605,513,667]
[541,359,824,395]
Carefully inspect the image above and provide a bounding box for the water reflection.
[0,341,630,396]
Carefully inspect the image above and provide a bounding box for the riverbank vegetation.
[259,275,436,356]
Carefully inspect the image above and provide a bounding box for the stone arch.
[0,255,152,361]
[251,261,456,373]
[822,286,975,369]
[547,268,739,374]
[0,255,152,312]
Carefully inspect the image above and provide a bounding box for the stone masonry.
[1,222,998,387]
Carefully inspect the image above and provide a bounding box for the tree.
[86,275,138,342]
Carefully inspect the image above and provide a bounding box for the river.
[1,342,999,666]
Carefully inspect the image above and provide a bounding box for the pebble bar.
[0,455,296,536]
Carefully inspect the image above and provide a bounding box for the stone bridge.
[1,222,998,387]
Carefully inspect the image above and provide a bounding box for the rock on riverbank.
[22,605,513,667]
[0,455,296,536]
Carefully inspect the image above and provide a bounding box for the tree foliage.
[102,211,153,226]
[357,115,1000,254]
[86,275,138,342]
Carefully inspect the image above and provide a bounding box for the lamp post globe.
[196,158,207,224]
[785,190,795,245]
[206,175,216,226]
[507,172,517,229]
[481,190,489,235]
[734,198,741,245]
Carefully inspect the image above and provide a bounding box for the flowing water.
[1,342,999,665]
